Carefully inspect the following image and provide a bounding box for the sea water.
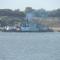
[0,32,60,60]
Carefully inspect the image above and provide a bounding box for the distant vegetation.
[25,7,60,17]
[0,7,60,27]
[0,9,25,17]
[0,9,25,26]
[0,7,60,18]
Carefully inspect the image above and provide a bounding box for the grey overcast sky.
[0,0,60,10]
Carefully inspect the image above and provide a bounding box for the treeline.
[46,9,60,17]
[0,7,60,18]
[0,7,60,27]
[25,7,60,17]
[0,9,25,18]
[0,9,26,27]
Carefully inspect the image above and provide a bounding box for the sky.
[0,0,60,11]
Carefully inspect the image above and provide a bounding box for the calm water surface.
[0,32,60,60]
